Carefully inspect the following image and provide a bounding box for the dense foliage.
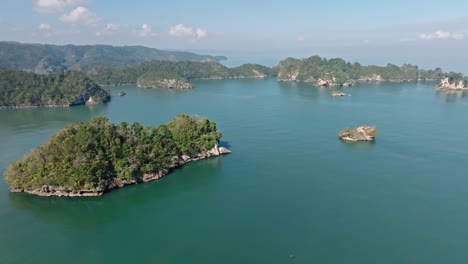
[87,61,275,85]
[0,68,110,108]
[276,55,445,85]
[136,72,192,88]
[0,41,227,73]
[5,115,222,190]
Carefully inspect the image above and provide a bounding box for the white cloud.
[195,28,207,39]
[34,0,85,13]
[60,6,100,26]
[96,24,121,36]
[419,30,465,40]
[106,23,121,31]
[297,36,305,42]
[38,23,51,30]
[138,23,157,37]
[168,24,208,39]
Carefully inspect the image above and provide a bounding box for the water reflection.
[436,90,468,103]
[277,81,321,100]
[0,104,108,130]
[8,157,222,230]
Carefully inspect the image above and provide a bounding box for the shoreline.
[9,144,231,197]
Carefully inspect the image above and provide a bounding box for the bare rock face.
[437,77,467,90]
[218,147,231,154]
[338,126,377,142]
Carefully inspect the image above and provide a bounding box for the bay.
[1,79,468,263]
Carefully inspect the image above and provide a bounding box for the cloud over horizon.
[34,0,86,13]
[168,24,208,39]
[419,30,465,40]
[38,23,51,30]
[60,6,100,26]
[138,24,157,37]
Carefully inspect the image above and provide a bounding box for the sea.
[1,77,467,263]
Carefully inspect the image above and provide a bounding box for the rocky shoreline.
[1,96,109,109]
[9,144,231,197]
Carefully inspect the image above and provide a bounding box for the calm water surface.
[1,79,468,263]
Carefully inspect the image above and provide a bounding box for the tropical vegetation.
[0,68,110,108]
[5,115,222,191]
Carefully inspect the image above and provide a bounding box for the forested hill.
[87,61,275,86]
[276,55,446,87]
[0,68,110,108]
[0,42,227,73]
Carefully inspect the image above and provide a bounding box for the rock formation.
[338,126,377,142]
[437,77,467,90]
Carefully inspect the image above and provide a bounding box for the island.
[338,126,377,142]
[276,55,444,87]
[86,61,275,87]
[437,72,468,90]
[0,68,110,109]
[5,114,230,197]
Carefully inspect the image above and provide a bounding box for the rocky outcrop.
[9,143,231,197]
[437,77,467,90]
[338,126,377,142]
[137,78,193,89]
[331,91,350,97]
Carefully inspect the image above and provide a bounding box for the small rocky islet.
[338,126,377,142]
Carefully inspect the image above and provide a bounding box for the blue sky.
[1,0,468,71]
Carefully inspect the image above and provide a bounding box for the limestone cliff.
[437,77,468,90]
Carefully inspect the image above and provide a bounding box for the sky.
[1,0,468,71]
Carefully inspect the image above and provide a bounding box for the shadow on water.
[436,90,468,103]
[218,140,232,149]
[8,157,223,230]
[0,104,108,130]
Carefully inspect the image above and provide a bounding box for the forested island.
[276,55,446,87]
[87,61,274,87]
[5,115,230,197]
[0,68,110,108]
[0,41,226,73]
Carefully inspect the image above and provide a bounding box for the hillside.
[0,42,227,73]
[0,68,110,108]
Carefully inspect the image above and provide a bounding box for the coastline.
[9,144,231,197]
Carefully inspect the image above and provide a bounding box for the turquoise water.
[1,79,468,263]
